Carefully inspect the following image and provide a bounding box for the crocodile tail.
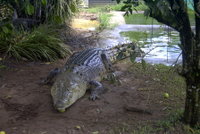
[106,42,143,63]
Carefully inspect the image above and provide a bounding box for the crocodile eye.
[64,91,69,96]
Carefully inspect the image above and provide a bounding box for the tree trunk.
[179,24,200,126]
[184,75,200,126]
[183,0,200,127]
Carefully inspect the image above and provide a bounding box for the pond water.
[121,30,182,66]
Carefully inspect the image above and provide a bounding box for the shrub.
[0,25,71,61]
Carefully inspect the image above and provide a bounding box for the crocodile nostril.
[54,100,64,108]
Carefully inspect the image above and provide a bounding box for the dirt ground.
[0,12,185,134]
[0,58,185,134]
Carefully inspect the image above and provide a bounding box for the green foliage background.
[0,0,79,61]
[0,0,79,24]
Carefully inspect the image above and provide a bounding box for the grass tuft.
[156,109,183,129]
[98,13,112,31]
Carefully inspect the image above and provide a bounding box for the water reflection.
[135,31,182,66]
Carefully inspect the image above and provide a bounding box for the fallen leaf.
[75,125,81,130]
[0,131,6,134]
[92,131,99,134]
[4,95,12,99]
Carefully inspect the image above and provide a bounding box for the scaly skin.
[44,43,141,112]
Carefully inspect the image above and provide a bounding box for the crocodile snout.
[54,101,66,112]
[57,108,65,113]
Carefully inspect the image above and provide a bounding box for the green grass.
[129,63,186,101]
[110,3,148,11]
[82,5,115,13]
[110,123,155,134]
[124,9,195,26]
[83,2,147,13]
[125,13,161,25]
[98,13,113,30]
[110,110,199,134]
[155,109,200,134]
[109,3,125,11]
[156,109,183,130]
[131,110,199,134]
[108,62,200,134]
[0,25,71,61]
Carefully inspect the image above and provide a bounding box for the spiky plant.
[0,25,71,61]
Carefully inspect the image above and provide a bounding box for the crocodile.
[44,43,140,112]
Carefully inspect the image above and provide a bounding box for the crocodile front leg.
[89,80,105,100]
[101,53,114,73]
[101,53,120,84]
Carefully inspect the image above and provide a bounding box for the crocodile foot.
[106,72,121,85]
[89,80,105,101]
[89,94,100,101]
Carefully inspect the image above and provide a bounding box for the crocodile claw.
[89,94,100,101]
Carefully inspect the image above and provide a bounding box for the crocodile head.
[51,71,87,112]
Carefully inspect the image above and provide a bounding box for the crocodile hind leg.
[89,80,105,101]
[42,68,61,85]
